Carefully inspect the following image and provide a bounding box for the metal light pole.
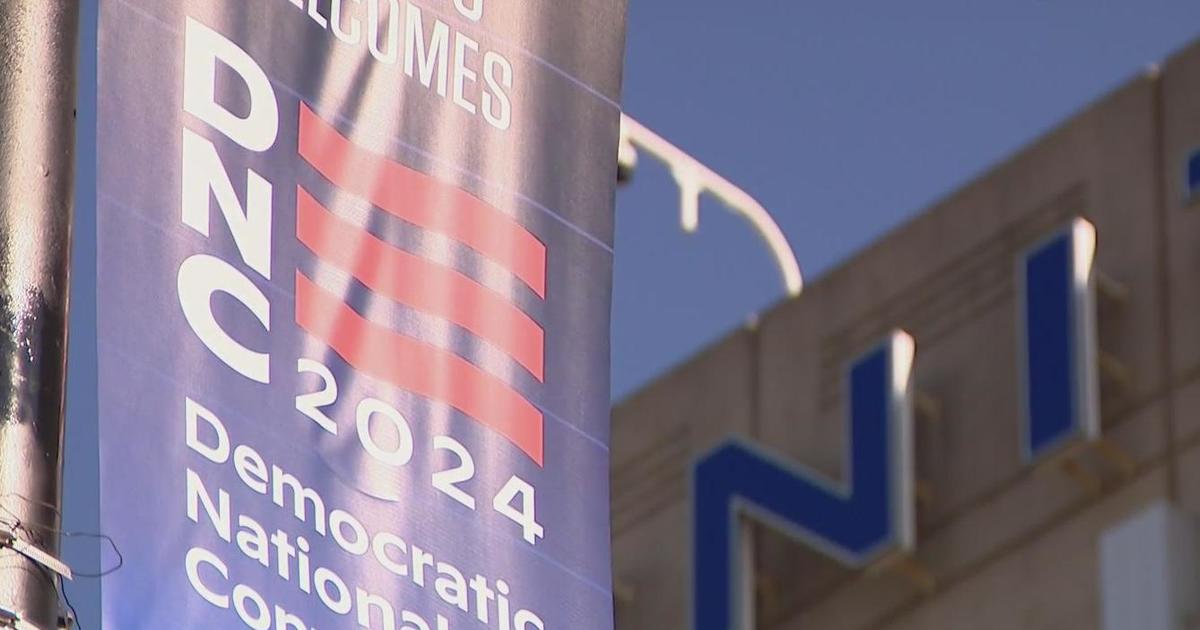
[0,3,80,629]
[615,115,802,629]
[617,114,804,297]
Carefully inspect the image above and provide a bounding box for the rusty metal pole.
[0,2,79,628]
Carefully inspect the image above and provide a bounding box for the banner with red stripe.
[97,2,626,629]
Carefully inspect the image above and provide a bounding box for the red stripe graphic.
[295,272,545,466]
[296,187,545,380]
[298,103,547,297]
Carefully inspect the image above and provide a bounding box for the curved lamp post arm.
[618,114,803,297]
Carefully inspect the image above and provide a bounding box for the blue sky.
[64,1,1200,626]
[612,0,1200,398]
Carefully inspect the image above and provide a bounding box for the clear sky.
[611,0,1200,399]
[62,1,1200,626]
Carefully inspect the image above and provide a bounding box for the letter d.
[187,397,231,464]
[184,18,278,151]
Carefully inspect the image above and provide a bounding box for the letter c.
[454,0,483,21]
[185,546,230,609]
[331,0,362,44]
[178,254,271,383]
[372,532,409,576]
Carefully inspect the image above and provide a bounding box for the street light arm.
[618,114,803,296]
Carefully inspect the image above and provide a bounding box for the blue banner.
[97,2,626,628]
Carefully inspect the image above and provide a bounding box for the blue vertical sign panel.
[97,2,627,628]
[1019,218,1100,461]
[693,332,915,629]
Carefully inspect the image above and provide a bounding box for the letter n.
[692,331,915,630]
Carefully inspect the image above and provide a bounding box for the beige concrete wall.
[611,38,1200,630]
[1164,27,1200,519]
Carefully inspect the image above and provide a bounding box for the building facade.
[610,38,1200,630]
